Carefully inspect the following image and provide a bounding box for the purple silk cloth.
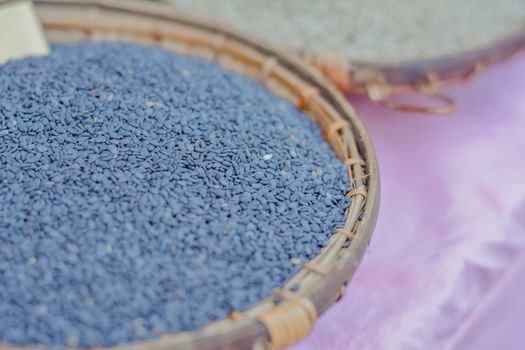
[290,53,525,350]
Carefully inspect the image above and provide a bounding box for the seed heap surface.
[170,0,525,63]
[0,42,350,347]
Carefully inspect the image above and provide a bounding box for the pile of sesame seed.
[0,42,350,347]
[169,0,525,63]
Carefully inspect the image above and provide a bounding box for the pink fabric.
[290,53,525,350]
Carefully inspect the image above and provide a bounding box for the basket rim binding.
[2,0,379,349]
[310,24,525,114]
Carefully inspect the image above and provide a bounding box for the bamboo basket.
[1,0,379,349]
[153,0,525,114]
[311,29,525,114]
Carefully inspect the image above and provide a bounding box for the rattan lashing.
[311,28,525,114]
[2,1,379,349]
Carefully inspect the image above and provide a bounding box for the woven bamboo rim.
[1,0,379,349]
[310,29,525,114]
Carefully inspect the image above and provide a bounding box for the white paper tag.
[0,0,49,64]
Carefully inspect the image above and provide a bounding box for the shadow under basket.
[3,0,379,349]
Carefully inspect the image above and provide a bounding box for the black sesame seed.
[0,42,351,348]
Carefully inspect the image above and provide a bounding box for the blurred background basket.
[1,0,379,349]
[162,0,525,114]
[311,31,525,114]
